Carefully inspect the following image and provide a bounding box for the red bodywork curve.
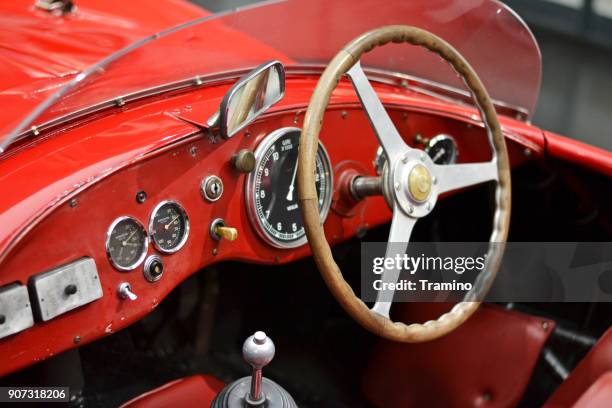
[0,0,610,384]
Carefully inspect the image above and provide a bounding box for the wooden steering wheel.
[297,26,512,343]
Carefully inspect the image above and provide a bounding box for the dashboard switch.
[232,149,256,173]
[210,218,238,241]
[144,255,164,282]
[118,283,137,301]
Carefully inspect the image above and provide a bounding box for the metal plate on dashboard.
[0,284,34,340]
[30,258,102,322]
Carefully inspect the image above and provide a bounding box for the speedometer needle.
[286,160,298,201]
[165,215,179,230]
[122,229,137,246]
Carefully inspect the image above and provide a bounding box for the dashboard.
[0,92,536,375]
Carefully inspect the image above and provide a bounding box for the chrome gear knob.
[243,331,275,369]
[211,331,296,408]
[243,331,275,404]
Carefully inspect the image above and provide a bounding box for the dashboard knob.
[232,149,256,173]
[210,218,238,241]
[117,282,137,301]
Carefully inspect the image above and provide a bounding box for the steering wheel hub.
[408,164,432,202]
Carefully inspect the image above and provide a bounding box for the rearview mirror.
[214,61,285,139]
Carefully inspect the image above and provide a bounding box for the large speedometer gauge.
[246,127,333,248]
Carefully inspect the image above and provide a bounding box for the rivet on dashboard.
[31,126,40,136]
[523,148,532,157]
[193,76,203,86]
[189,146,198,157]
[115,97,125,107]
[341,110,348,119]
[136,190,147,204]
[73,336,81,344]
[212,248,218,256]
[69,198,77,208]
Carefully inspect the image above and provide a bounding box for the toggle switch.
[118,282,137,301]
[210,218,238,241]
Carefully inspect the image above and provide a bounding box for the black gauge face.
[247,128,333,248]
[150,201,189,253]
[106,217,148,271]
[425,135,458,165]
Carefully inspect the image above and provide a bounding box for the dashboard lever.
[117,282,137,301]
[210,218,238,241]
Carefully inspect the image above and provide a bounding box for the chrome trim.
[1,64,530,155]
[105,216,149,271]
[245,127,333,249]
[148,200,190,254]
[219,60,286,139]
[201,175,224,202]
[143,255,164,283]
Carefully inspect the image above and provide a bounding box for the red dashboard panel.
[0,78,540,376]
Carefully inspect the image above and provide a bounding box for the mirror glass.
[222,62,284,138]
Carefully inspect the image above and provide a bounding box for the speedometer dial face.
[106,216,148,271]
[149,201,189,254]
[246,127,333,248]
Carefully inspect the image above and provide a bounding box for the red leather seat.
[362,304,555,407]
[572,372,612,408]
[120,375,224,408]
[545,328,612,407]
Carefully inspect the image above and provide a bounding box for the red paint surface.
[0,0,208,137]
[544,131,612,176]
[120,375,224,408]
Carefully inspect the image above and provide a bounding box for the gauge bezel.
[149,200,190,254]
[106,216,149,271]
[425,134,458,164]
[245,127,333,249]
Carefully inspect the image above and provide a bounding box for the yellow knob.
[215,225,238,241]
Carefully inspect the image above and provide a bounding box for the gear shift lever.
[243,331,275,404]
[212,331,297,408]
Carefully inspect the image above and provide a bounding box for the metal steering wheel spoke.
[370,207,417,318]
[346,61,409,163]
[435,160,498,194]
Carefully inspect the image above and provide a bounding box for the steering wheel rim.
[298,25,512,343]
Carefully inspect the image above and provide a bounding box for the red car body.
[0,0,610,406]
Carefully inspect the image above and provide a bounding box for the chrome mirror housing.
[209,61,285,139]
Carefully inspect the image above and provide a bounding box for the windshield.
[0,0,541,152]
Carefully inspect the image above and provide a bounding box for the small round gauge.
[106,216,149,271]
[246,127,333,248]
[425,134,458,165]
[149,200,190,254]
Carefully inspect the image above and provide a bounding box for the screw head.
[69,198,77,208]
[408,205,414,214]
[401,154,408,163]
[394,182,400,191]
